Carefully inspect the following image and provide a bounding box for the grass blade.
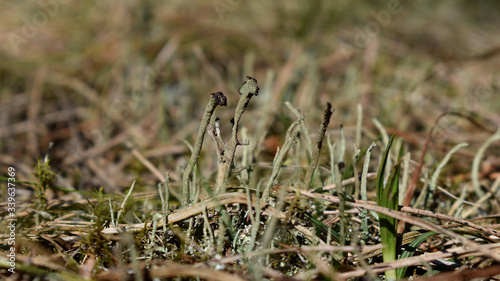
[376,134,404,281]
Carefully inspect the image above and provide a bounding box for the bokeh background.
[1,0,500,195]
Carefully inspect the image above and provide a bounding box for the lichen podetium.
[181,92,227,206]
[215,76,259,194]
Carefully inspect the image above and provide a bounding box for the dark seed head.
[246,76,257,83]
[211,92,227,106]
[337,161,345,170]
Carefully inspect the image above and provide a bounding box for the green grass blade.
[397,231,438,278]
[304,213,341,244]
[376,135,394,205]
[376,134,404,281]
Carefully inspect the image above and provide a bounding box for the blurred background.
[1,0,500,195]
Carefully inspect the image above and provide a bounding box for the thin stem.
[215,76,259,194]
[303,102,333,190]
[182,93,225,206]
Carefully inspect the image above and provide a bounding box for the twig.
[320,172,377,191]
[336,245,500,280]
[463,175,500,218]
[101,192,321,245]
[296,189,500,247]
[208,244,380,265]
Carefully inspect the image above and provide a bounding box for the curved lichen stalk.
[215,76,259,194]
[181,92,227,206]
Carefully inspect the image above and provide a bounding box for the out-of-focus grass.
[1,1,500,280]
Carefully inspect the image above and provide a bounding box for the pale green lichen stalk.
[303,102,333,190]
[182,92,227,206]
[215,76,259,194]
